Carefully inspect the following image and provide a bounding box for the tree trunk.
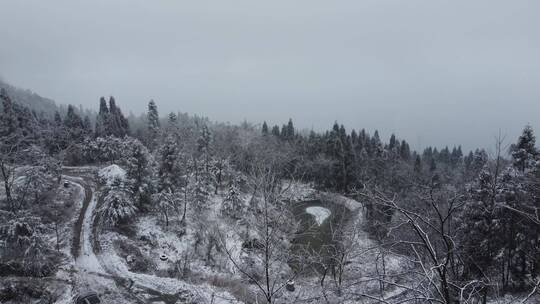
[55,221,60,251]
[181,187,188,225]
[1,164,14,213]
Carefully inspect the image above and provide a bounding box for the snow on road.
[65,176,131,304]
[306,206,331,225]
[77,185,105,274]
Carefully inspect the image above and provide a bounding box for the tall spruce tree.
[147,99,160,148]
[64,105,85,142]
[262,121,269,135]
[511,125,537,172]
[95,97,109,138]
[271,125,280,137]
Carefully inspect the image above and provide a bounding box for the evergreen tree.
[95,97,109,137]
[197,124,212,174]
[157,135,184,193]
[280,124,287,139]
[166,112,179,135]
[371,130,383,157]
[221,182,245,219]
[439,146,450,164]
[414,155,422,173]
[470,149,488,176]
[108,96,129,137]
[121,137,154,209]
[262,121,269,135]
[460,169,502,280]
[271,125,280,137]
[147,99,160,147]
[450,145,463,167]
[511,125,538,172]
[83,115,92,137]
[64,105,85,142]
[400,140,411,160]
[286,118,295,139]
[100,176,137,226]
[350,129,358,145]
[464,151,474,171]
[107,96,120,134]
[388,134,397,151]
[0,88,17,138]
[429,157,437,172]
[54,111,62,126]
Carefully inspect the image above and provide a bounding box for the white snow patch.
[306,206,331,225]
[98,164,126,185]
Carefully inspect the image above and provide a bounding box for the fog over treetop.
[1,0,539,151]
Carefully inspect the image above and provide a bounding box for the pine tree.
[450,145,463,167]
[464,150,474,174]
[388,134,397,151]
[107,96,129,137]
[95,97,109,137]
[460,169,502,279]
[197,124,212,174]
[511,125,538,172]
[400,140,411,160]
[271,125,280,137]
[221,182,245,219]
[83,115,92,137]
[524,163,540,278]
[0,88,17,137]
[64,105,85,142]
[262,121,269,135]
[147,99,160,147]
[280,124,287,139]
[414,155,422,173]
[470,149,488,176]
[286,118,295,139]
[157,135,184,193]
[429,157,437,172]
[371,130,383,157]
[350,129,358,145]
[54,111,62,126]
[107,96,120,135]
[439,146,450,164]
[100,176,137,226]
[121,137,154,209]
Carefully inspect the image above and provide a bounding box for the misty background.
[1,0,539,152]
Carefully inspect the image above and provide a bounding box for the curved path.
[65,171,202,304]
[64,173,145,304]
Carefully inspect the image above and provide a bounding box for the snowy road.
[65,171,235,304]
[63,174,144,304]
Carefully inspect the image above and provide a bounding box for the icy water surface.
[290,199,352,274]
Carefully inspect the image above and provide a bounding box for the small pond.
[290,199,352,274]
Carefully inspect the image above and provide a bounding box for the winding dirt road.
[64,172,145,304]
[65,170,196,304]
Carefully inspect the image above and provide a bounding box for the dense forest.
[0,85,539,303]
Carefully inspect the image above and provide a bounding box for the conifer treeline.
[95,96,129,138]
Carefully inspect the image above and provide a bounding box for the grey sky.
[1,0,539,152]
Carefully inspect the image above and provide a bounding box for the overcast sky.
[1,0,539,152]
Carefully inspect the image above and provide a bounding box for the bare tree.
[219,144,301,303]
[358,183,467,303]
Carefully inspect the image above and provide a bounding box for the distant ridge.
[0,78,58,116]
